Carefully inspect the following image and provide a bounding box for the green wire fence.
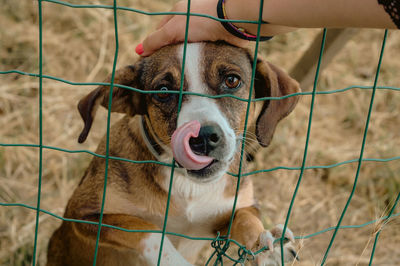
[0,0,399,265]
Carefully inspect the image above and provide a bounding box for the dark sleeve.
[378,0,400,28]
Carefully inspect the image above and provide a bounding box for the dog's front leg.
[140,230,193,266]
[48,214,192,266]
[89,214,192,266]
[229,207,298,266]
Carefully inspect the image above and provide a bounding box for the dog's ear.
[77,64,145,143]
[254,58,301,147]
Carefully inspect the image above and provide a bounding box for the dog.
[47,41,301,266]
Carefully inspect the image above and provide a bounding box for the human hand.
[136,0,397,56]
[136,0,297,57]
[137,0,248,56]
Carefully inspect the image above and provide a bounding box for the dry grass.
[0,0,399,265]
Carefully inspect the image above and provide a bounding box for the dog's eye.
[224,75,241,90]
[153,86,173,103]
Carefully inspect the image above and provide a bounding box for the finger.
[156,14,174,30]
[157,1,187,30]
[141,26,178,56]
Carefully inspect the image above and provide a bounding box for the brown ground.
[0,0,399,265]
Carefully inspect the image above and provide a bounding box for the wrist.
[217,0,272,41]
[225,0,260,35]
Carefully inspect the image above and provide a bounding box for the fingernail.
[135,43,144,55]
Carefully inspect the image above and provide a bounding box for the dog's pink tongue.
[171,120,213,170]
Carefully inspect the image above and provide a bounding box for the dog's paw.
[251,224,298,266]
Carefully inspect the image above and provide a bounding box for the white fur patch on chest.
[161,169,234,223]
[160,169,234,224]
[166,170,234,219]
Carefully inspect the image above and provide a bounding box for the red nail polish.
[135,43,144,55]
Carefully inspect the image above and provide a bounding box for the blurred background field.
[0,0,399,265]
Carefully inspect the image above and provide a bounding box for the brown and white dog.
[47,42,301,266]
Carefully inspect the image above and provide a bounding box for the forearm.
[264,0,395,28]
[225,0,397,35]
[139,0,398,56]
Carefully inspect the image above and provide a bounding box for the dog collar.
[139,116,164,159]
[139,116,184,169]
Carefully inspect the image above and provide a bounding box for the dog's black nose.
[189,125,222,156]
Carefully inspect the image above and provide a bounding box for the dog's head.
[78,42,300,182]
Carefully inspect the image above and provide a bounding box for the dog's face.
[77,42,300,182]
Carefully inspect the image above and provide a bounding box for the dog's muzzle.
[171,120,230,179]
